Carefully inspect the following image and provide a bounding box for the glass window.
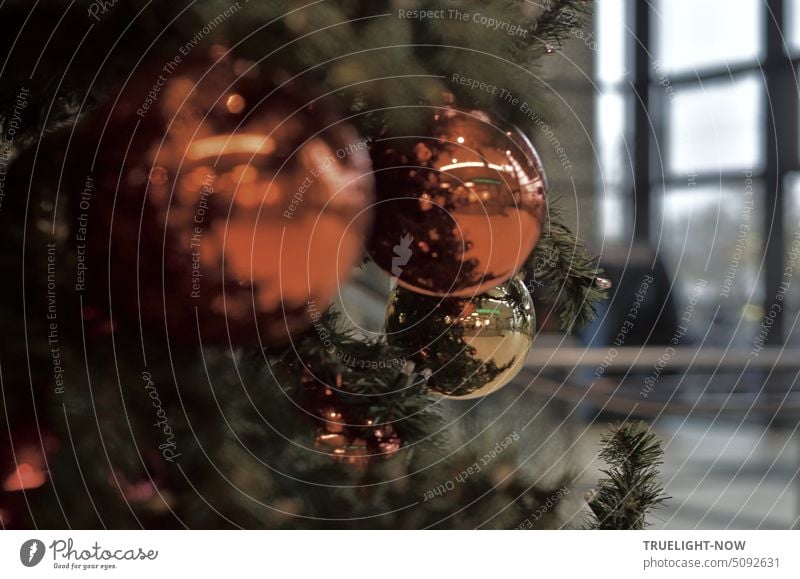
[656,182,763,345]
[784,174,800,346]
[600,190,629,242]
[596,91,632,185]
[596,0,629,85]
[667,74,763,175]
[655,0,762,74]
[787,0,800,53]
[792,65,800,159]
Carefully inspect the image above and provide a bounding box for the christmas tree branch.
[269,306,447,450]
[522,204,607,333]
[0,0,605,529]
[585,422,668,530]
[532,0,592,55]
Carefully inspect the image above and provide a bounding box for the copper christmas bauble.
[70,50,373,347]
[368,108,547,297]
[385,278,534,399]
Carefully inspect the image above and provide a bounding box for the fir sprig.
[0,0,620,530]
[270,307,448,450]
[532,0,592,56]
[586,422,669,530]
[522,205,607,333]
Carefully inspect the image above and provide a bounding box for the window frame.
[595,0,797,344]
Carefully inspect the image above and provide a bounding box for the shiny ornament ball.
[314,423,401,464]
[595,277,613,291]
[303,373,402,463]
[385,277,534,399]
[71,51,373,347]
[368,108,547,297]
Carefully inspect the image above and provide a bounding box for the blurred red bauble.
[0,431,60,528]
[72,49,374,347]
[368,107,547,297]
[2,437,59,493]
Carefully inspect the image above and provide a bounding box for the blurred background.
[342,0,800,529]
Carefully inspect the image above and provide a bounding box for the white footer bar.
[2,530,799,578]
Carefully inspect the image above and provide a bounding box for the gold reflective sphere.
[385,278,534,399]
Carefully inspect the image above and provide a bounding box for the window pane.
[667,75,763,175]
[788,0,800,53]
[797,65,800,158]
[655,0,762,74]
[599,188,629,242]
[596,89,632,242]
[596,0,629,85]
[656,182,763,346]
[784,174,800,347]
[596,91,632,185]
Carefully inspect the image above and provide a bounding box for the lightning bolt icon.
[28,542,38,563]
[391,234,414,277]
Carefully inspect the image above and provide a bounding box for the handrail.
[525,346,799,371]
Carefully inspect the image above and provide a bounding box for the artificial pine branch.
[269,306,448,450]
[0,0,605,529]
[522,204,607,333]
[585,422,668,530]
[532,0,592,56]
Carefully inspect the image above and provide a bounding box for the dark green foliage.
[0,0,645,530]
[0,0,591,144]
[384,289,513,398]
[586,422,669,530]
[522,204,608,333]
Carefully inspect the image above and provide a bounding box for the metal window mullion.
[764,0,792,345]
[632,0,651,243]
